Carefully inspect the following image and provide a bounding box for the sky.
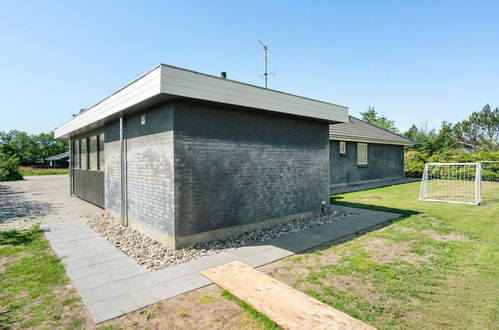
[0,0,498,134]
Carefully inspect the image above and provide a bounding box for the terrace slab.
[42,204,402,324]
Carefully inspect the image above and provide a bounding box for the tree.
[434,121,459,151]
[0,130,68,165]
[454,104,499,152]
[0,144,23,181]
[360,107,400,133]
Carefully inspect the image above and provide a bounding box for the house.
[329,116,414,190]
[46,151,69,168]
[54,64,349,248]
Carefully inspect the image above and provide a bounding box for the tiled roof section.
[329,116,414,145]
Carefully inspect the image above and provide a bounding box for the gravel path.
[88,210,353,271]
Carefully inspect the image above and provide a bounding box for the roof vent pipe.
[220,72,227,79]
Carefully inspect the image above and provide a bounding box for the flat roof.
[54,64,349,138]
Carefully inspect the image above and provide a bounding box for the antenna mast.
[258,40,269,88]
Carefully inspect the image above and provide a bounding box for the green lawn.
[0,226,91,328]
[20,166,68,176]
[264,181,498,329]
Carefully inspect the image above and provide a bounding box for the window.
[339,141,346,154]
[73,140,80,169]
[80,138,88,170]
[98,133,105,170]
[357,143,368,165]
[89,136,98,170]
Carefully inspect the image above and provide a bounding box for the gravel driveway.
[0,175,102,230]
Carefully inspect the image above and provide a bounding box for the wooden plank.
[201,260,375,330]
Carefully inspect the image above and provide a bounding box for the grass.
[269,181,499,329]
[20,166,68,176]
[0,226,89,328]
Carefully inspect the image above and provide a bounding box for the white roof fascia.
[55,64,348,138]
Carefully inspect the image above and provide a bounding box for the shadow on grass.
[0,226,42,246]
[330,195,419,217]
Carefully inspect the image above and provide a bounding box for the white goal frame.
[419,162,482,205]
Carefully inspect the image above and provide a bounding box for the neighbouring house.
[54,64,349,248]
[329,116,414,189]
[46,151,70,168]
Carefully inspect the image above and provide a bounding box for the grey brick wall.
[124,104,175,237]
[173,101,330,237]
[330,141,404,185]
[104,120,121,214]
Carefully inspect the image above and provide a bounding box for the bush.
[404,150,427,177]
[0,148,23,181]
[404,149,499,178]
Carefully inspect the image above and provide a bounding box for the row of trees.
[0,130,68,181]
[360,105,499,177]
[0,130,68,166]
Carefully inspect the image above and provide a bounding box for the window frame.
[357,143,368,165]
[80,138,88,170]
[73,140,80,169]
[89,135,98,170]
[98,133,105,171]
[339,141,346,155]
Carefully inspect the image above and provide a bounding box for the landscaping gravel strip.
[87,210,354,271]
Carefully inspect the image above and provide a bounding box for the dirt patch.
[362,238,433,265]
[0,256,9,272]
[421,230,468,242]
[259,251,341,286]
[324,275,392,304]
[103,284,263,329]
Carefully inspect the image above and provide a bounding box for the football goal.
[420,162,482,205]
[420,161,499,205]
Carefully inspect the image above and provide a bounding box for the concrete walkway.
[43,205,402,324]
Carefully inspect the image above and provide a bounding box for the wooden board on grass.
[201,260,375,330]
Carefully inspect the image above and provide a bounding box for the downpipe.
[120,115,128,226]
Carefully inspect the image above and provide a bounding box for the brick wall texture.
[330,140,404,185]
[173,101,330,237]
[99,100,330,245]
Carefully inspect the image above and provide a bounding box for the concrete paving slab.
[96,258,141,272]
[64,256,101,271]
[128,284,177,307]
[110,266,148,281]
[80,282,126,306]
[89,294,140,324]
[228,244,276,259]
[239,247,295,268]
[93,251,127,263]
[72,272,116,291]
[115,271,166,292]
[66,264,107,280]
[44,204,403,324]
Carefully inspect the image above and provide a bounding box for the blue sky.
[0,0,497,134]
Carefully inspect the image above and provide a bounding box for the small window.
[73,140,80,169]
[98,133,105,170]
[357,143,368,165]
[89,136,98,170]
[339,141,346,154]
[80,138,88,170]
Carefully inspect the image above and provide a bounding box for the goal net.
[419,163,481,205]
[480,161,499,204]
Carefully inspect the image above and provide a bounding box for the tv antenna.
[258,40,274,88]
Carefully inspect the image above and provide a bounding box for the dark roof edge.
[349,116,415,144]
